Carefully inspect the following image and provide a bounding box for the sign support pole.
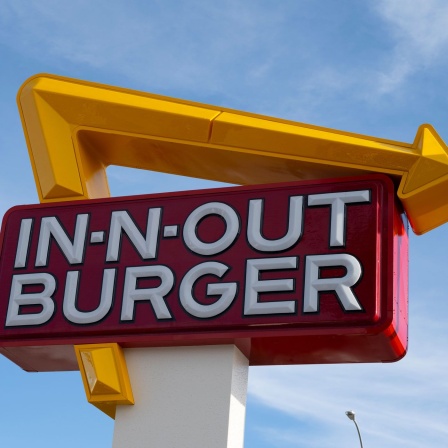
[112,345,249,448]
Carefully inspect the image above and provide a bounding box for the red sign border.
[0,174,408,369]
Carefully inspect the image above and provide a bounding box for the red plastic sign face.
[0,175,408,370]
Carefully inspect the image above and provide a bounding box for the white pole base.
[112,345,249,448]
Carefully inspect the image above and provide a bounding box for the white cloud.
[373,0,448,93]
[246,298,448,447]
[3,0,448,107]
[0,0,283,96]
[1,3,448,447]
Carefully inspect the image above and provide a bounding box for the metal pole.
[352,419,364,448]
[345,410,364,448]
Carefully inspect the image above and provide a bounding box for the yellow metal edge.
[16,73,448,234]
[74,343,134,419]
[17,76,86,202]
[16,73,417,148]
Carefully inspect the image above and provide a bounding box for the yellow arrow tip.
[399,125,448,234]
[403,125,448,195]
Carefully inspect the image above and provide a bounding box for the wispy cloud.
[1,3,448,448]
[247,299,448,448]
[0,1,283,97]
[372,0,448,93]
[3,0,448,108]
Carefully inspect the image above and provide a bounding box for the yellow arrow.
[17,74,448,235]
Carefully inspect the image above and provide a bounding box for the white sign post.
[112,346,249,448]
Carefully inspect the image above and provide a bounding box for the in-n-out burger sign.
[0,175,408,371]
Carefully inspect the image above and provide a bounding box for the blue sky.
[1,1,448,446]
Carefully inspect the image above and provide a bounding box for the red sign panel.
[0,175,408,370]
